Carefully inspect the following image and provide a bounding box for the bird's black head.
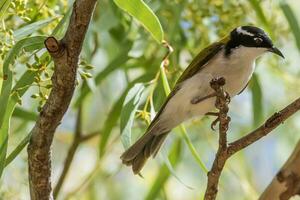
[225,26,284,58]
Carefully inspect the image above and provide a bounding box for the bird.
[120,25,284,174]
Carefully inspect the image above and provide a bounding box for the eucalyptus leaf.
[250,73,263,127]
[12,107,38,121]
[99,73,154,157]
[120,83,145,149]
[52,8,72,38]
[160,64,208,173]
[14,18,57,40]
[0,36,45,177]
[0,0,12,20]
[113,0,164,43]
[0,36,45,126]
[159,146,193,189]
[0,54,48,170]
[5,133,31,167]
[145,139,182,200]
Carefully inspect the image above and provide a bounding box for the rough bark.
[204,77,231,200]
[259,140,300,200]
[27,0,97,199]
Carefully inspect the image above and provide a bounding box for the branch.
[259,140,300,200]
[203,77,300,200]
[53,106,99,198]
[228,97,300,155]
[204,77,231,200]
[27,0,97,199]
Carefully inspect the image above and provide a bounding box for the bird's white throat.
[230,46,267,60]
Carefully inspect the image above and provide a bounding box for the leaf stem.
[159,45,208,173]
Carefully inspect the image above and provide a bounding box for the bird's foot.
[205,112,219,131]
[224,91,231,103]
[211,117,220,131]
[206,112,219,116]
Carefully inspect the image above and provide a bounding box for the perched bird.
[121,26,284,174]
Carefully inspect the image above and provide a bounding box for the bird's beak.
[268,46,284,58]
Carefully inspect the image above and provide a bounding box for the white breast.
[159,46,266,129]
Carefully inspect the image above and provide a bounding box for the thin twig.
[54,106,82,198]
[63,134,120,199]
[228,97,300,155]
[64,163,101,200]
[53,105,100,198]
[81,131,99,142]
[53,129,99,199]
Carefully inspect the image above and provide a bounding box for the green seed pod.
[84,72,93,78]
[84,65,94,70]
[34,54,40,63]
[37,106,42,112]
[17,98,22,105]
[31,94,39,99]
[26,63,31,68]
[45,84,52,89]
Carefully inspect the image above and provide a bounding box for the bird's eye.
[254,37,263,44]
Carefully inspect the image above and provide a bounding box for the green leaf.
[280,2,300,51]
[0,0,12,20]
[120,83,145,149]
[99,92,126,157]
[0,36,45,126]
[99,73,154,157]
[0,12,74,171]
[0,67,44,170]
[5,133,31,167]
[159,146,193,189]
[14,18,57,40]
[145,139,182,200]
[113,0,164,43]
[160,64,208,173]
[0,36,45,177]
[52,8,72,38]
[12,107,38,121]
[160,64,171,94]
[250,73,263,127]
[179,125,208,173]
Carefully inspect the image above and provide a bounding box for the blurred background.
[1,0,300,199]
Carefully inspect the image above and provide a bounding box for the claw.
[205,112,219,117]
[210,116,220,131]
[224,92,231,103]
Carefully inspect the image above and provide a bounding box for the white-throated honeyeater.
[121,26,284,174]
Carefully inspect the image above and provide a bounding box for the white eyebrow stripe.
[236,27,254,36]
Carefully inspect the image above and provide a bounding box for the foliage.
[0,0,300,199]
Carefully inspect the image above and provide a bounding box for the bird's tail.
[120,129,169,174]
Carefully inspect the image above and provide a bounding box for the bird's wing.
[176,39,227,84]
[147,38,228,132]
